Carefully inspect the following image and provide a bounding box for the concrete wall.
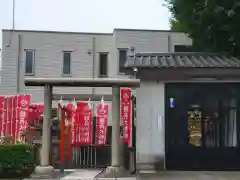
[136,80,165,170]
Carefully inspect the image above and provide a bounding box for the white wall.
[136,80,165,170]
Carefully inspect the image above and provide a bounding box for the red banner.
[76,102,92,145]
[65,103,76,160]
[17,95,31,142]
[0,96,4,137]
[96,104,108,145]
[121,88,132,146]
[8,96,13,137]
[3,97,7,137]
[12,96,17,142]
[29,104,44,125]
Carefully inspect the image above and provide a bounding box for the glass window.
[25,50,35,75]
[99,53,108,77]
[62,51,71,75]
[118,49,127,73]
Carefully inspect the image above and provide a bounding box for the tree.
[166,0,240,55]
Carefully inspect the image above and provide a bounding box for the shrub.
[0,144,35,178]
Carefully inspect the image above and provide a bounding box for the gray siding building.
[0,28,192,171]
[0,28,191,103]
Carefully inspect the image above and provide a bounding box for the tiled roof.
[124,52,240,68]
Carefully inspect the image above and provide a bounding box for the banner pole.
[59,107,65,173]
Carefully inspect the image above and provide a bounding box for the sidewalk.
[25,169,240,180]
[24,169,137,180]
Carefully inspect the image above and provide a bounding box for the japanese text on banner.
[17,95,30,142]
[96,104,108,145]
[76,102,92,145]
[121,88,132,146]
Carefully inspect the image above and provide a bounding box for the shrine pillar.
[34,84,54,178]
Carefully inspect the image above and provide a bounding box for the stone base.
[31,165,54,179]
[97,166,131,178]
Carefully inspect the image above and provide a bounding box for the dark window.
[99,53,108,77]
[174,45,193,52]
[62,51,71,75]
[25,50,35,75]
[118,49,127,73]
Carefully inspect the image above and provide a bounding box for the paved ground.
[61,169,102,180]
[137,171,240,180]
[23,170,240,180]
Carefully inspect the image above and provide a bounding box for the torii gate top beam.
[24,78,140,88]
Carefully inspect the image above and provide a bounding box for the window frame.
[118,48,128,74]
[62,51,72,76]
[24,49,35,76]
[98,52,108,78]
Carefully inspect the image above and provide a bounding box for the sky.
[0,0,170,34]
[0,0,171,68]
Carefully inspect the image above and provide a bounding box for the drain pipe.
[92,37,96,110]
[167,34,171,52]
[16,34,21,93]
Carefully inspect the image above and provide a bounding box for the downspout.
[167,34,171,52]
[92,37,96,110]
[16,34,21,93]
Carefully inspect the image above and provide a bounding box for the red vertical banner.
[8,96,13,137]
[73,109,79,146]
[24,95,31,129]
[77,102,92,145]
[71,109,77,145]
[17,94,31,142]
[3,97,8,137]
[65,103,76,161]
[12,96,17,142]
[96,104,108,145]
[0,96,4,137]
[121,88,132,147]
[15,95,20,142]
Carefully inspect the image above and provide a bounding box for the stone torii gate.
[24,77,140,178]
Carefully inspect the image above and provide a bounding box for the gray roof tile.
[124,52,240,68]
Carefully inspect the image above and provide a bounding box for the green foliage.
[169,18,185,32]
[0,144,35,178]
[166,0,240,55]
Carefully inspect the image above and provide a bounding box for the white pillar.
[34,84,54,178]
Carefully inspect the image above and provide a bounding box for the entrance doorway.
[165,83,240,170]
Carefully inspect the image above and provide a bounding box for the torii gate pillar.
[34,84,54,178]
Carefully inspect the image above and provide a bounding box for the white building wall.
[136,80,165,170]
